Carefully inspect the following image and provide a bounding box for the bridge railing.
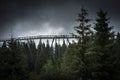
[0,35,79,42]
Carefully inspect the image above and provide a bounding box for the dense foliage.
[0,8,120,80]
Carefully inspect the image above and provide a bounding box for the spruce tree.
[74,8,92,67]
[0,39,27,80]
[35,40,48,73]
[110,33,120,80]
[61,39,67,56]
[74,7,92,80]
[94,9,113,47]
[45,40,51,59]
[27,39,37,71]
[61,8,92,80]
[93,9,114,80]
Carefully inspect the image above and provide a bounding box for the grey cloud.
[0,0,120,39]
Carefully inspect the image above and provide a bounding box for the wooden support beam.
[0,35,78,42]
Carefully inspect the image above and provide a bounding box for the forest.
[0,8,120,80]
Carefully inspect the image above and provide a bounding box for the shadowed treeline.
[0,8,120,80]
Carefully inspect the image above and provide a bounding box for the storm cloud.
[0,0,120,39]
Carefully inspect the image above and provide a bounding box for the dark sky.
[0,0,120,39]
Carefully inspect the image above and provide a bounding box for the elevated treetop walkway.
[0,35,78,42]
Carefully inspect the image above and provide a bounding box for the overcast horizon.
[0,0,120,39]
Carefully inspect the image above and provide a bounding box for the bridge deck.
[0,35,78,42]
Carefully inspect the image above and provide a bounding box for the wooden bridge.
[0,35,78,42]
